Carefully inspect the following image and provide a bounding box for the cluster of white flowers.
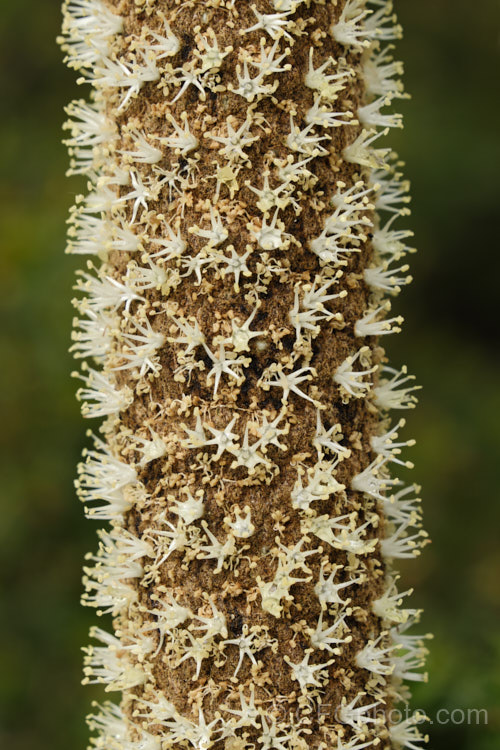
[62,1,428,749]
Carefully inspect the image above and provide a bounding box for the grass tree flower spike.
[61,1,430,748]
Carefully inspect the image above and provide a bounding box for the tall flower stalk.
[61,1,430,748]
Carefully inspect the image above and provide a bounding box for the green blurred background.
[0,1,499,748]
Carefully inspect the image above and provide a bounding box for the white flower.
[111,217,143,253]
[284,652,332,690]
[380,520,429,560]
[313,411,351,459]
[365,3,403,42]
[176,631,213,679]
[363,45,406,98]
[355,633,395,676]
[305,48,352,101]
[66,213,110,256]
[215,244,253,290]
[314,564,364,607]
[382,484,422,524]
[371,419,415,468]
[242,7,293,40]
[391,640,429,683]
[276,153,315,184]
[355,302,403,337]
[228,426,270,473]
[306,512,356,546]
[76,432,136,518]
[89,54,159,110]
[191,206,228,247]
[142,15,180,59]
[330,1,375,51]
[74,365,133,418]
[337,694,382,729]
[204,342,247,396]
[351,457,398,501]
[168,315,205,355]
[309,227,360,266]
[334,347,377,399]
[250,38,291,78]
[305,95,355,129]
[374,365,420,410]
[82,575,137,616]
[181,413,209,449]
[121,170,158,223]
[210,163,242,202]
[169,489,204,525]
[86,702,127,746]
[60,0,122,69]
[83,527,152,604]
[309,610,352,653]
[323,202,372,237]
[343,128,391,169]
[146,516,191,567]
[224,626,263,677]
[63,99,116,174]
[126,258,168,293]
[142,594,192,653]
[120,128,163,164]
[222,684,260,729]
[249,209,287,251]
[170,66,206,103]
[204,117,258,163]
[372,576,416,624]
[255,409,289,451]
[114,315,165,377]
[389,713,429,750]
[291,461,345,512]
[225,303,265,353]
[70,308,116,362]
[198,522,236,573]
[303,274,347,309]
[204,415,240,460]
[330,519,378,555]
[258,716,295,750]
[332,179,375,212]
[336,736,379,750]
[373,168,411,214]
[195,34,232,73]
[373,214,415,259]
[245,171,293,213]
[158,112,199,155]
[289,289,324,340]
[230,59,277,101]
[74,267,143,314]
[275,537,319,574]
[149,224,186,260]
[259,364,318,405]
[290,277,346,341]
[364,261,412,295]
[226,506,255,538]
[257,563,308,617]
[359,94,403,129]
[82,628,147,691]
[191,599,228,639]
[179,253,212,285]
[287,113,330,155]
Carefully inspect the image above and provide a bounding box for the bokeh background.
[1,1,499,749]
